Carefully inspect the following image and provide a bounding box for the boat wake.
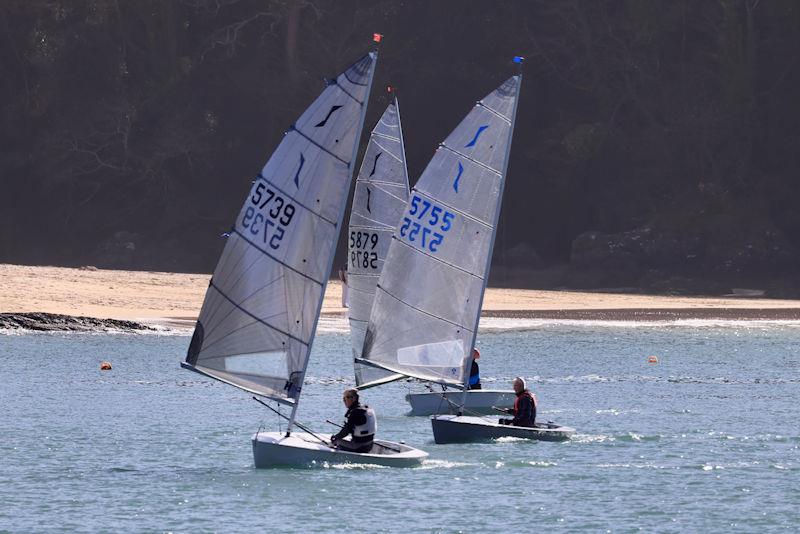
[417,459,474,470]
[320,461,390,470]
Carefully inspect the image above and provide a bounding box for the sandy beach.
[2,263,800,328]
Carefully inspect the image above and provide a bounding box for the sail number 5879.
[399,195,454,253]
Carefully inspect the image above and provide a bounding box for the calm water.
[2,319,799,532]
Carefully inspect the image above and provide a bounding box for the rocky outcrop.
[0,313,153,332]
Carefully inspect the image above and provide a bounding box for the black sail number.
[242,182,296,250]
[349,230,379,270]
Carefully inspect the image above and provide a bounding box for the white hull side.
[431,415,575,444]
[251,432,428,468]
[405,389,515,416]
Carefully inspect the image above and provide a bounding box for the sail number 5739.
[241,182,296,250]
[399,195,454,253]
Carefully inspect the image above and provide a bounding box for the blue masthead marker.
[513,56,525,64]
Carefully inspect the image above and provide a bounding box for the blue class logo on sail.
[452,162,464,193]
[293,154,305,188]
[465,125,489,148]
[452,125,489,192]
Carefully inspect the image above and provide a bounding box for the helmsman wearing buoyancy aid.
[331,389,376,453]
[499,377,538,427]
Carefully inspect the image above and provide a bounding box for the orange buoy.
[648,356,658,364]
[100,361,112,370]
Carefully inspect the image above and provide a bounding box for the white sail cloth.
[359,76,521,386]
[347,99,410,388]
[185,53,377,404]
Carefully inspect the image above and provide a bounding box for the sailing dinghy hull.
[405,389,515,416]
[431,415,575,444]
[252,432,428,468]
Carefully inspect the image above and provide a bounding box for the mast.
[285,42,380,435]
[394,93,411,194]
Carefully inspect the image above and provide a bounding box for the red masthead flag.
[373,33,383,43]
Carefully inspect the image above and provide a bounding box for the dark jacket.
[511,390,537,427]
[333,403,372,443]
[468,360,481,389]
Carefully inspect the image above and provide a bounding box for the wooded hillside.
[2,0,798,294]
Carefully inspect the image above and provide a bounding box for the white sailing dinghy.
[357,66,575,443]
[181,50,427,468]
[348,95,410,391]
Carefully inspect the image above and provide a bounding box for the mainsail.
[183,52,377,405]
[347,97,410,389]
[358,76,521,386]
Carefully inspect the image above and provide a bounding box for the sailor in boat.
[330,389,376,453]
[468,348,482,390]
[498,377,538,427]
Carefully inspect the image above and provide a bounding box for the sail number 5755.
[399,195,454,253]
[241,182,296,250]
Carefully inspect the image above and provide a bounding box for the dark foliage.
[1,0,798,293]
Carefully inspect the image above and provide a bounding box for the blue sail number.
[399,195,453,253]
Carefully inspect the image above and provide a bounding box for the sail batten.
[391,236,485,281]
[184,52,377,403]
[230,230,326,285]
[374,283,474,330]
[474,102,513,123]
[372,132,402,143]
[360,76,521,386]
[439,145,503,175]
[207,282,310,346]
[255,173,339,227]
[288,128,350,166]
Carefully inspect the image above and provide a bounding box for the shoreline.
[3,263,800,330]
[479,308,800,321]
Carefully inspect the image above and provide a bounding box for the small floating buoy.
[648,356,658,364]
[100,361,112,370]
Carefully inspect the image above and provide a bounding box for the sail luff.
[394,96,411,194]
[286,50,379,434]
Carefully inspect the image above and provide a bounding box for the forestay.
[359,76,521,386]
[183,53,377,404]
[347,98,410,389]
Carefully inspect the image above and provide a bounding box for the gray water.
[2,319,799,532]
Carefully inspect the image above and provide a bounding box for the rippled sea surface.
[2,318,799,532]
